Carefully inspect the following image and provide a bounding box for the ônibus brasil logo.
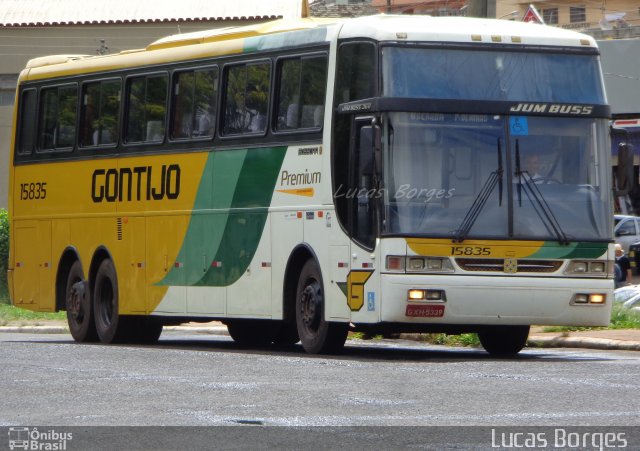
[8,427,72,450]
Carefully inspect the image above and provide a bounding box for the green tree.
[0,208,8,303]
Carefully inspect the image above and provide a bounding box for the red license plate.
[406,304,445,318]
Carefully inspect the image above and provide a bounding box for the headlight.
[565,260,611,277]
[386,256,454,274]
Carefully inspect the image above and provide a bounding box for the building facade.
[496,1,639,38]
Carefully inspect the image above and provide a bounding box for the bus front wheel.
[65,260,98,342]
[478,325,530,356]
[93,258,130,344]
[226,320,276,346]
[295,259,348,354]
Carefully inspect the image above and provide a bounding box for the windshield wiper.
[453,138,503,243]
[514,140,569,244]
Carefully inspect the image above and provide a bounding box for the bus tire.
[478,325,530,356]
[226,320,275,346]
[271,321,299,347]
[129,316,163,344]
[296,259,348,354]
[93,258,130,344]
[65,260,98,342]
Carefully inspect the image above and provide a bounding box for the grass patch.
[542,304,640,333]
[348,331,386,340]
[0,303,65,326]
[609,304,640,329]
[419,333,481,348]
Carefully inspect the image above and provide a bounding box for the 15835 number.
[20,182,47,200]
[450,246,491,256]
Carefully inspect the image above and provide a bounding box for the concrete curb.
[527,336,640,351]
[0,326,70,334]
[163,326,229,335]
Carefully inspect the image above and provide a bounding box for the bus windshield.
[382,112,612,241]
[382,46,606,103]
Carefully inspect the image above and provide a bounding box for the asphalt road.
[1,330,639,449]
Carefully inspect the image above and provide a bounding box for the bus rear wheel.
[295,259,348,354]
[478,325,530,356]
[65,260,98,342]
[93,258,130,344]
[128,316,163,344]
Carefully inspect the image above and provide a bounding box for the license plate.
[406,304,445,318]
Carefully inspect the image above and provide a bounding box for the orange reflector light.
[573,293,606,305]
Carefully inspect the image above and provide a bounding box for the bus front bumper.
[379,274,613,327]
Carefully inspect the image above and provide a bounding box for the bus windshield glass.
[382,47,605,103]
[382,112,612,241]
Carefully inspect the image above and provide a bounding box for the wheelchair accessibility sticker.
[510,117,529,135]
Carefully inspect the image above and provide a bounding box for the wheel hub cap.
[300,281,321,330]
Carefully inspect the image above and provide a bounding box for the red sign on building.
[522,4,544,24]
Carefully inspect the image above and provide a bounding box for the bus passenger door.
[348,118,380,322]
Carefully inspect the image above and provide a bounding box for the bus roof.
[338,15,598,49]
[20,15,598,82]
[21,17,339,81]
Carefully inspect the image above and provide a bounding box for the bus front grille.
[455,258,563,273]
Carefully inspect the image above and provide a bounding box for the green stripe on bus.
[530,242,608,259]
[158,146,287,287]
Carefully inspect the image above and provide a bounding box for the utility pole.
[96,39,109,55]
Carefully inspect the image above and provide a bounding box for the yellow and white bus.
[7,15,614,355]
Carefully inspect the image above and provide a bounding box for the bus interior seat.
[193,111,212,136]
[146,120,164,141]
[286,104,323,128]
[286,104,299,128]
[301,105,323,128]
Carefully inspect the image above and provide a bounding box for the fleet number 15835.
[450,246,491,256]
[20,182,47,200]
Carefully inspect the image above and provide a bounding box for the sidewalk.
[1,321,639,351]
[527,327,640,351]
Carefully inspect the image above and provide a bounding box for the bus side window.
[17,88,37,155]
[170,67,218,140]
[335,42,375,103]
[80,79,120,148]
[125,74,168,144]
[222,62,270,136]
[37,84,78,152]
[276,54,327,131]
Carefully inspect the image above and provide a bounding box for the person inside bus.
[522,149,566,184]
[523,153,546,183]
